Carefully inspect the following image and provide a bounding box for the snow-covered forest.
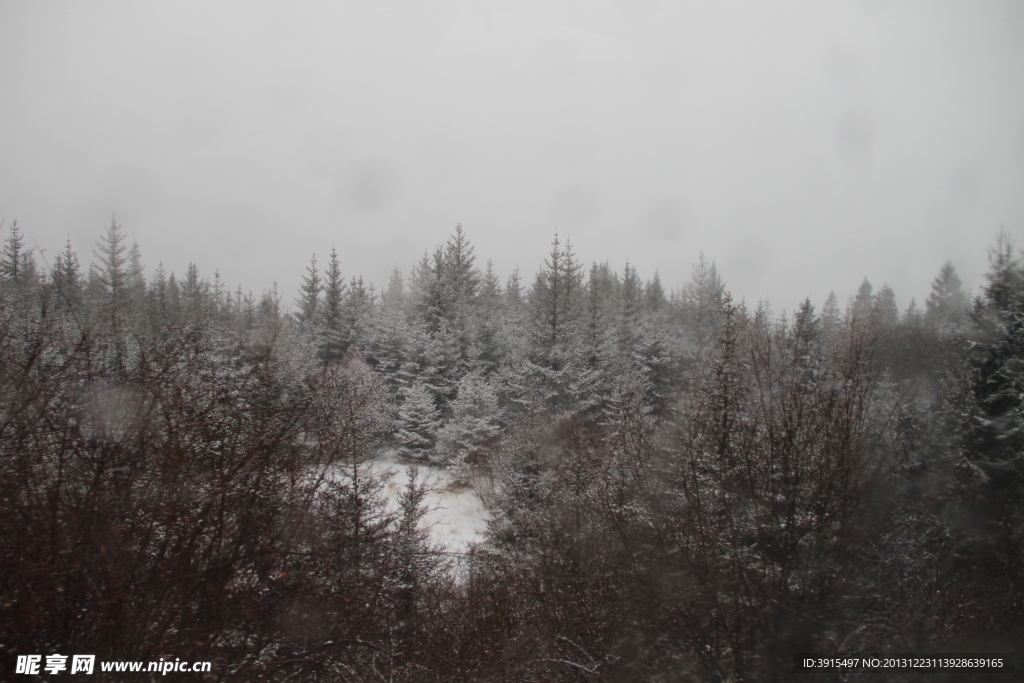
[1,217,1020,681]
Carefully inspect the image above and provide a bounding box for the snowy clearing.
[366,451,491,554]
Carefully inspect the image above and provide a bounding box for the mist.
[2,0,1022,311]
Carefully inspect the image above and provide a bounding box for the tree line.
[0,216,1018,681]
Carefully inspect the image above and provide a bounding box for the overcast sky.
[2,0,1022,313]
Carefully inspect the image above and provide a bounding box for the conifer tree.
[90,217,141,373]
[296,253,321,325]
[680,252,725,350]
[946,234,1024,630]
[902,298,923,326]
[505,268,524,311]
[1,219,41,293]
[584,262,617,370]
[792,298,819,363]
[180,262,209,328]
[871,283,899,330]
[435,371,502,468]
[617,261,643,364]
[166,272,182,322]
[850,278,873,325]
[323,247,345,328]
[441,223,480,313]
[51,237,82,310]
[475,260,504,373]
[383,266,405,311]
[501,268,529,365]
[374,267,410,380]
[820,290,841,333]
[147,262,169,329]
[925,261,970,336]
[341,275,373,353]
[529,231,584,368]
[91,217,136,325]
[645,271,666,312]
[1,219,25,284]
[395,381,442,460]
[318,246,346,362]
[127,239,146,306]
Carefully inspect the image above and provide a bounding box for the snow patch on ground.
[367,451,491,554]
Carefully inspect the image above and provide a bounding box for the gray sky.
[2,0,1022,313]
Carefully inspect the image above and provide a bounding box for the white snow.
[367,451,491,554]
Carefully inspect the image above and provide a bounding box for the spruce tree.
[528,231,584,368]
[91,217,136,323]
[947,234,1024,631]
[180,262,208,327]
[435,371,502,468]
[475,260,504,373]
[127,239,146,306]
[792,298,819,363]
[319,246,346,362]
[850,277,873,325]
[584,262,617,371]
[51,237,82,310]
[395,381,442,461]
[296,253,321,325]
[820,290,841,333]
[680,252,725,350]
[925,261,970,336]
[1,219,24,284]
[871,283,899,330]
[617,261,643,364]
[323,247,345,328]
[645,271,666,312]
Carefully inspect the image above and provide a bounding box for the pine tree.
[475,260,504,373]
[90,217,140,374]
[871,283,899,330]
[91,216,137,326]
[981,232,1022,312]
[584,262,617,371]
[383,266,405,312]
[680,252,725,350]
[792,298,819,364]
[51,237,82,310]
[1,219,24,284]
[147,262,170,329]
[296,253,322,325]
[435,371,502,468]
[127,239,146,307]
[441,223,480,313]
[323,247,345,328]
[180,262,209,327]
[947,234,1024,630]
[902,298,924,327]
[395,381,442,461]
[957,235,1024,470]
[505,268,524,312]
[374,267,410,381]
[0,219,40,292]
[617,261,643,364]
[166,272,182,323]
[820,290,841,334]
[925,261,970,336]
[529,231,584,368]
[341,275,373,354]
[319,246,346,362]
[850,278,873,325]
[439,224,481,376]
[645,271,666,313]
[501,268,529,365]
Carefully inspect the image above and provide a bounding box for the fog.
[2,0,1022,309]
